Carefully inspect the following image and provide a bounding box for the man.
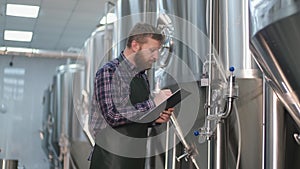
[89,22,174,169]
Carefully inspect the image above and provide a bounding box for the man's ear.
[131,40,140,52]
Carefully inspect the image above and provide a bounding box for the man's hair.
[126,22,164,48]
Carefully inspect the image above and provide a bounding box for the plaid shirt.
[89,52,156,138]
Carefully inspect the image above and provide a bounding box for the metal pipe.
[170,114,200,169]
[214,84,236,169]
[207,0,214,168]
[0,47,84,59]
[264,82,286,169]
[172,132,176,169]
[104,1,115,46]
[221,71,238,118]
[220,98,234,119]
[143,0,149,22]
[214,120,228,169]
[164,121,170,169]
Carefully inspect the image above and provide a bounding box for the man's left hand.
[155,108,174,123]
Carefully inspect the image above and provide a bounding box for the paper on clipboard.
[139,88,191,122]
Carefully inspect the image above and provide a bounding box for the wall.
[0,56,66,169]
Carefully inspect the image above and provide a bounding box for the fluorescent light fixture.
[6,4,40,18]
[4,68,26,75]
[100,13,117,24]
[5,47,33,53]
[4,30,33,42]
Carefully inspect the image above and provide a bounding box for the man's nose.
[152,51,159,61]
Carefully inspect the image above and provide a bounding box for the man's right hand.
[153,89,172,106]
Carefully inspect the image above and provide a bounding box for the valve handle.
[194,130,200,136]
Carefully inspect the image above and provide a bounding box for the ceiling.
[0,0,110,53]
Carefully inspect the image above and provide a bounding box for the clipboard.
[139,88,191,122]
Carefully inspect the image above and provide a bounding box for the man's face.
[134,37,161,71]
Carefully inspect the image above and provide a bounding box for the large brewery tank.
[250,0,300,129]
[55,64,85,144]
[250,0,300,168]
[41,84,60,168]
[81,23,114,146]
[0,159,18,169]
[47,63,90,169]
[39,17,115,169]
[82,24,114,108]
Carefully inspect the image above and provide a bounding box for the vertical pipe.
[165,122,170,169]
[214,120,227,169]
[172,133,176,169]
[104,1,115,61]
[264,81,286,169]
[241,0,251,69]
[210,0,228,168]
[207,0,214,167]
[262,79,266,169]
[143,0,147,22]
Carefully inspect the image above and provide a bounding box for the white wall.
[0,56,67,169]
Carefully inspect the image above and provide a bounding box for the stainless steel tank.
[41,85,60,166]
[41,87,52,156]
[115,0,158,54]
[56,63,85,142]
[82,25,114,102]
[115,0,208,85]
[55,63,91,169]
[0,159,18,169]
[215,0,264,169]
[249,0,300,169]
[250,0,300,129]
[81,24,114,145]
[41,79,61,169]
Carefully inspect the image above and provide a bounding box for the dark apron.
[90,74,151,169]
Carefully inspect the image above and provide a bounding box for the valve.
[176,148,193,162]
[194,66,238,142]
[194,130,200,136]
[226,66,238,99]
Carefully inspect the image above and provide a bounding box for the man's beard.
[134,51,152,71]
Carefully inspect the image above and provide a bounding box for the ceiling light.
[100,13,117,24]
[6,4,40,18]
[4,47,34,53]
[4,30,33,42]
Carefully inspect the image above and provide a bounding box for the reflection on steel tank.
[250,0,300,129]
[250,0,300,169]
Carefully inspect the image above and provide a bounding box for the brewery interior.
[1,0,300,169]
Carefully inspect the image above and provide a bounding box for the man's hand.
[155,108,174,123]
[153,89,172,106]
